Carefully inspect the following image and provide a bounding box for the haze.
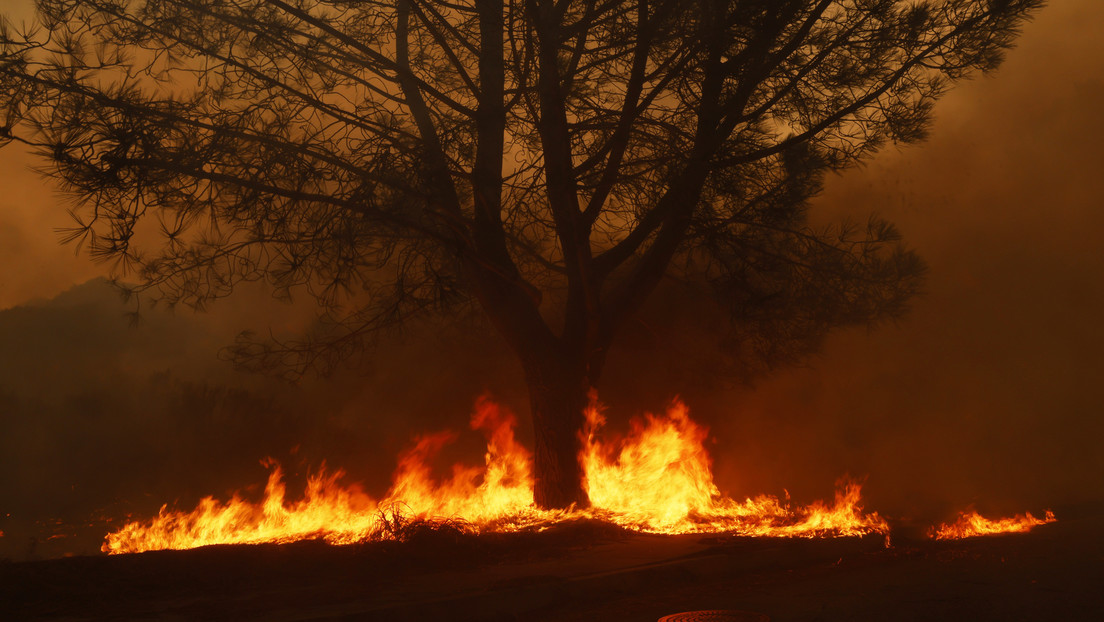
[1,1,1101,559]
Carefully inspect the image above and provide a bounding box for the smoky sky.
[0,278,529,559]
[700,1,1104,521]
[2,2,1103,559]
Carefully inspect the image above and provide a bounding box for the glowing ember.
[102,397,895,554]
[930,509,1057,540]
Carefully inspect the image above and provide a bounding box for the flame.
[372,397,551,530]
[102,464,379,553]
[929,509,1056,540]
[581,400,887,537]
[107,397,1054,555]
[103,398,555,554]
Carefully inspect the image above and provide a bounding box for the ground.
[3,512,1102,621]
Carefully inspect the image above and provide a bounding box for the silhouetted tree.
[0,0,1041,508]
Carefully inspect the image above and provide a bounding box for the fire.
[929,509,1057,540]
[580,401,887,537]
[102,463,379,553]
[101,397,1045,555]
[103,398,556,554]
[368,398,554,531]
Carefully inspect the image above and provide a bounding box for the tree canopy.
[0,0,1043,507]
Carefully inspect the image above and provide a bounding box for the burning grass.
[100,397,1052,555]
[930,509,1057,540]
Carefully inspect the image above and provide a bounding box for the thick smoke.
[2,2,1103,559]
[579,1,1104,524]
[701,1,1104,522]
[0,279,526,559]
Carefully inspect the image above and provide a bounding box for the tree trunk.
[525,359,592,510]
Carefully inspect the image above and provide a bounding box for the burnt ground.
[2,512,1102,621]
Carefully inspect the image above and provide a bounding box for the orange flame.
[929,509,1056,540]
[581,400,887,537]
[103,398,556,554]
[107,397,994,555]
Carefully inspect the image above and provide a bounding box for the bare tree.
[0,0,1041,508]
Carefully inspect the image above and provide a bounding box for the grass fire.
[101,397,1052,556]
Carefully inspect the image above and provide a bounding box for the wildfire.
[100,397,1050,555]
[929,509,1057,540]
[103,399,557,554]
[580,401,886,537]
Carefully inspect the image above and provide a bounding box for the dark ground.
[3,512,1102,621]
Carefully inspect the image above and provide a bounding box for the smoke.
[0,278,527,560]
[2,1,1103,559]
[699,1,1104,522]
[587,0,1104,523]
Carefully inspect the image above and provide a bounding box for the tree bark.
[524,355,593,510]
[466,267,595,510]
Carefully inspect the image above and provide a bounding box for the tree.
[0,0,1041,509]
